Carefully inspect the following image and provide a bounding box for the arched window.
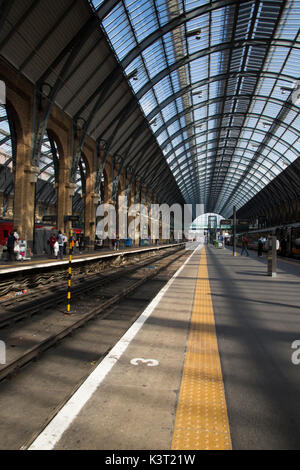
[72,157,86,228]
[0,105,16,218]
[34,130,60,222]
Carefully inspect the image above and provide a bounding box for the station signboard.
[220,219,232,229]
[236,219,249,232]
[64,215,80,222]
[42,215,56,223]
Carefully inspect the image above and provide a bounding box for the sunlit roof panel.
[98,0,300,212]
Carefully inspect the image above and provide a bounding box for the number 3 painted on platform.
[130,358,159,366]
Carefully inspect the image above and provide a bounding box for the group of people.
[48,231,85,259]
[240,235,281,257]
[48,231,66,259]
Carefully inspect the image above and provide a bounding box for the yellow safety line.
[171,246,232,450]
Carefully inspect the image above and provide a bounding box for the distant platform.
[0,244,181,275]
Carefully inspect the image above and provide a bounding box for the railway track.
[0,245,183,328]
[0,244,186,383]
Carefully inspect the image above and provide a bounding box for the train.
[226,222,300,258]
[0,219,83,255]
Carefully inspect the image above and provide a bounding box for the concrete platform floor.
[28,243,300,450]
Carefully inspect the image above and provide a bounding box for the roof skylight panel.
[273,140,292,155]
[163,29,183,66]
[170,69,185,93]
[282,128,299,146]
[251,2,281,40]
[257,77,276,96]
[125,56,148,93]
[245,46,267,71]
[270,77,296,101]
[184,0,209,13]
[194,105,207,121]
[150,112,164,130]
[179,115,187,128]
[208,102,217,116]
[234,1,255,41]
[142,40,167,79]
[175,97,185,113]
[139,89,157,115]
[190,54,208,83]
[291,113,300,132]
[186,13,209,55]
[162,143,172,158]
[161,101,177,120]
[153,75,172,103]
[156,0,170,27]
[263,46,290,73]
[249,98,267,115]
[282,48,300,77]
[167,120,180,136]
[171,134,183,148]
[210,7,229,47]
[178,155,187,164]
[207,118,216,131]
[209,80,222,99]
[263,101,283,120]
[210,51,222,77]
[230,47,246,73]
[102,4,136,61]
[282,108,298,124]
[284,148,298,162]
[274,1,300,40]
[182,130,189,141]
[125,0,158,43]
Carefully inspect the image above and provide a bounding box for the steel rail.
[0,245,186,383]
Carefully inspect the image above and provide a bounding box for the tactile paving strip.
[171,247,232,450]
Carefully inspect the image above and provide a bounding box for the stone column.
[14,164,39,255]
[84,191,98,250]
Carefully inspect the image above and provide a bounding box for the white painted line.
[28,243,201,450]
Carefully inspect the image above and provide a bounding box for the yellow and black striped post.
[67,229,73,313]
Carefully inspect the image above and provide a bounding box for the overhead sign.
[221,219,232,225]
[64,215,80,222]
[238,219,249,225]
[42,215,56,222]
[236,219,249,232]
[220,219,232,229]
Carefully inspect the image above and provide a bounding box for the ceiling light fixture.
[185,29,201,40]
[127,69,138,81]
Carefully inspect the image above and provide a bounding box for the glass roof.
[91,0,300,216]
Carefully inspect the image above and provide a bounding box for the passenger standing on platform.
[241,235,249,256]
[257,236,264,257]
[49,233,56,257]
[57,231,64,260]
[13,228,19,241]
[79,233,84,252]
[115,236,119,251]
[6,231,16,262]
[53,240,59,258]
[63,233,68,255]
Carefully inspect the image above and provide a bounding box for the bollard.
[267,235,277,277]
[67,229,74,313]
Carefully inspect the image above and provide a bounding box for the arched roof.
[93,0,300,216]
[0,0,299,215]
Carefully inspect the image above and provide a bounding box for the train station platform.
[28,243,300,450]
[0,244,171,275]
